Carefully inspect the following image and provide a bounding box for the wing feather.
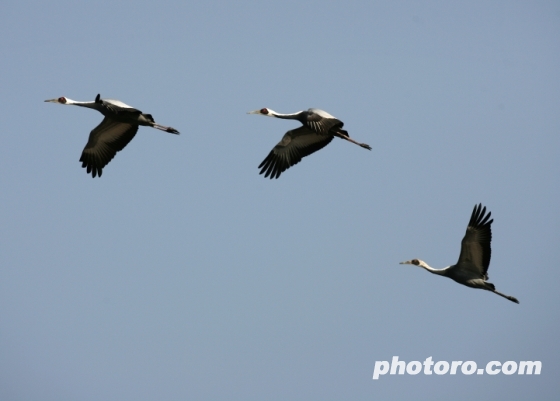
[305,109,344,135]
[79,117,138,178]
[258,126,333,179]
[456,204,493,278]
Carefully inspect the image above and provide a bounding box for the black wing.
[79,117,138,178]
[258,126,333,179]
[456,204,493,278]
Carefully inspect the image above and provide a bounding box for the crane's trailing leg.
[481,279,519,303]
[152,123,180,134]
[492,288,519,304]
[335,132,372,150]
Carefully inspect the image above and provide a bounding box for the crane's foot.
[508,296,520,304]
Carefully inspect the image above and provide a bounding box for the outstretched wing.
[258,126,333,179]
[79,117,138,178]
[456,203,493,279]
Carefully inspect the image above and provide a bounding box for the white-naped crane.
[45,94,180,178]
[247,108,371,179]
[400,204,519,304]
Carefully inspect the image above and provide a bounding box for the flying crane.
[400,204,519,303]
[45,94,179,178]
[248,108,371,179]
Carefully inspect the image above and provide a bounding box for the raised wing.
[456,204,493,278]
[79,117,138,178]
[305,109,344,135]
[258,126,333,179]
[95,94,141,115]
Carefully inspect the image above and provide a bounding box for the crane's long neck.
[419,262,448,276]
[68,100,100,110]
[269,110,304,121]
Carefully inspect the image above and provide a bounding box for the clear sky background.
[1,1,559,400]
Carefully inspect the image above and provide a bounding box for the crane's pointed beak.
[44,98,58,103]
[400,259,421,266]
[247,109,261,115]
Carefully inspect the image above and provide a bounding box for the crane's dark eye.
[412,259,419,265]
[260,108,268,114]
[58,97,67,103]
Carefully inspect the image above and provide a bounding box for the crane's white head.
[400,259,426,268]
[247,108,277,117]
[45,96,69,104]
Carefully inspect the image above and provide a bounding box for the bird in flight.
[400,204,519,303]
[45,94,179,178]
[248,108,371,179]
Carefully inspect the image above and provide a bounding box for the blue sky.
[1,1,559,399]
